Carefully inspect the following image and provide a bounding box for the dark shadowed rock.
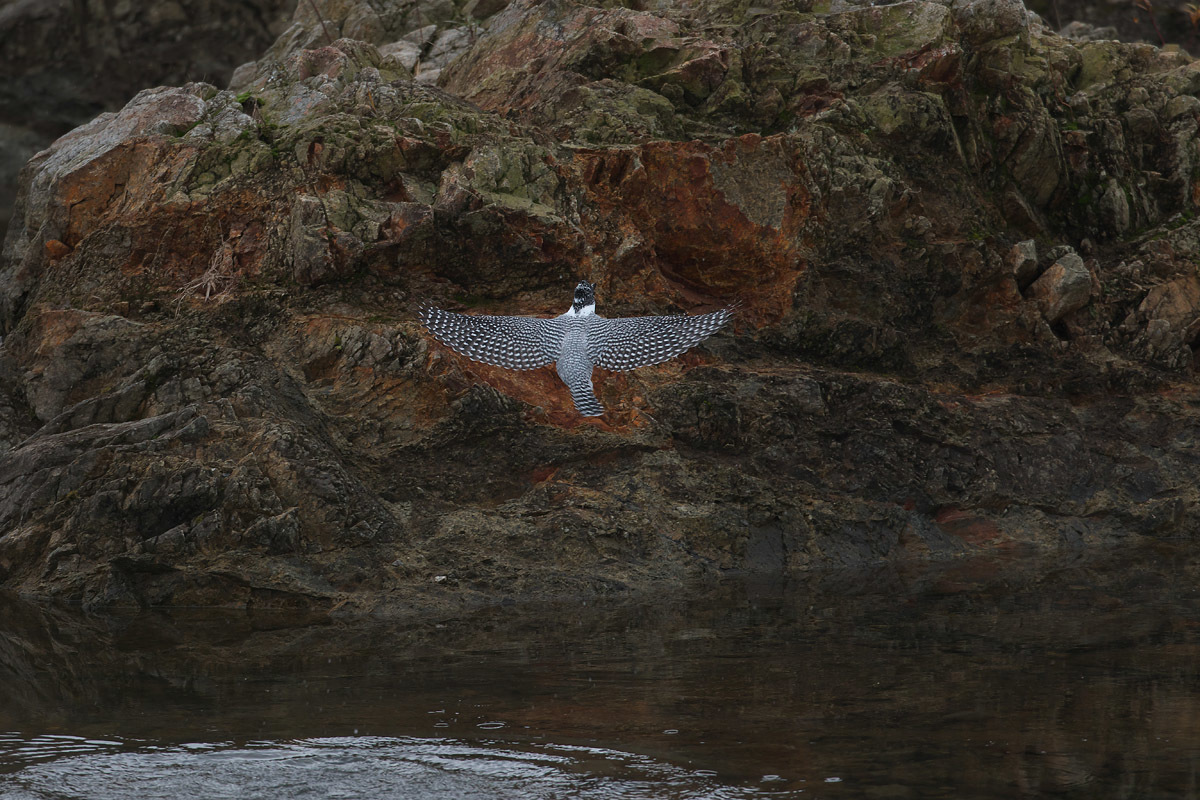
[1008,239,1039,285]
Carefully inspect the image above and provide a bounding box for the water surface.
[3,544,1200,798]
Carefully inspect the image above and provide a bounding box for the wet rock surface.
[4,0,1200,613]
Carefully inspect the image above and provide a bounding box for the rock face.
[4,0,1200,614]
[0,0,295,239]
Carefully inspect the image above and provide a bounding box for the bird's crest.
[572,280,596,313]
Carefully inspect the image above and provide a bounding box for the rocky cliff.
[3,0,1200,614]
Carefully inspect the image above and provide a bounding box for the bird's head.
[573,280,596,312]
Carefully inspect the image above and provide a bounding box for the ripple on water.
[0,733,129,768]
[0,736,797,800]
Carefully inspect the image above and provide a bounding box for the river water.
[2,544,1200,798]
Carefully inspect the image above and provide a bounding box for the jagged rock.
[464,0,512,20]
[952,0,1032,46]
[240,0,497,95]
[1009,239,1040,285]
[1123,275,1200,368]
[403,24,440,49]
[1098,178,1131,234]
[1059,21,1119,42]
[425,27,475,72]
[1027,253,1093,323]
[439,0,713,142]
[379,40,423,72]
[290,196,346,286]
[1,83,228,329]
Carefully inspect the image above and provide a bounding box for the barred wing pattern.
[419,306,563,370]
[588,307,734,371]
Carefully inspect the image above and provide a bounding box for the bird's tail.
[569,380,605,417]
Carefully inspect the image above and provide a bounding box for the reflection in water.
[2,544,1200,798]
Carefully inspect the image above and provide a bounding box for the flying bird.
[418,281,735,417]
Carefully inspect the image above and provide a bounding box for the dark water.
[3,544,1200,799]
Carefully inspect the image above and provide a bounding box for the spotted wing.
[419,306,563,370]
[587,307,734,371]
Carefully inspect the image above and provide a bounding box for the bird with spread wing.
[418,281,735,417]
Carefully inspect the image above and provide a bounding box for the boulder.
[1027,253,1093,323]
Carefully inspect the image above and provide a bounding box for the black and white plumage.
[419,281,735,417]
